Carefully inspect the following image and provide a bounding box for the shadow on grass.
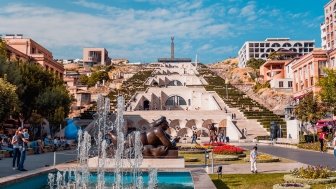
[212,179,230,189]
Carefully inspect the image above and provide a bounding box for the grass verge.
[209,173,336,189]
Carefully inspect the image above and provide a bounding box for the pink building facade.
[292,49,329,98]
[3,35,64,78]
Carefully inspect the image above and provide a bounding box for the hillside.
[209,58,292,115]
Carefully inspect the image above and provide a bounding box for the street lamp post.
[225,79,229,100]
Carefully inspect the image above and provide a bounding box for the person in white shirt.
[250,146,258,173]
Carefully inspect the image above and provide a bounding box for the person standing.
[250,146,258,173]
[11,130,21,170]
[218,132,223,143]
[191,132,197,144]
[18,128,29,171]
[319,130,327,152]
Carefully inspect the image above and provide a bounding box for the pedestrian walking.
[191,132,197,144]
[250,146,258,173]
[319,129,327,152]
[11,130,21,170]
[218,132,223,143]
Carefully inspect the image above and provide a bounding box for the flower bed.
[244,154,280,163]
[214,155,239,161]
[297,142,327,152]
[273,183,311,189]
[212,144,245,155]
[284,166,336,184]
[291,166,331,179]
[184,158,199,162]
[283,174,336,185]
[179,150,204,154]
[203,142,226,146]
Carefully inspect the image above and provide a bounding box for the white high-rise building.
[238,38,315,68]
[321,0,336,50]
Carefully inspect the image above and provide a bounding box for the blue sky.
[0,0,328,63]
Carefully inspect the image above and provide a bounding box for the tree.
[28,112,44,140]
[0,39,7,61]
[268,52,280,60]
[246,58,266,70]
[87,71,109,86]
[79,75,89,85]
[318,68,336,114]
[0,78,20,122]
[36,86,71,121]
[36,86,71,136]
[294,92,326,141]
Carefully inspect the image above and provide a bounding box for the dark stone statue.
[108,116,180,158]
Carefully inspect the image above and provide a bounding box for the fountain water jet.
[48,95,156,189]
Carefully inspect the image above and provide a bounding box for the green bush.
[297,142,326,152]
[291,166,331,179]
[253,82,270,92]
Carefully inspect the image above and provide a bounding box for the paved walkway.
[0,150,77,178]
[238,144,336,170]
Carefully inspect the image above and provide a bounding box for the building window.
[279,81,283,88]
[310,77,314,86]
[165,96,187,106]
[288,81,293,88]
[167,80,183,86]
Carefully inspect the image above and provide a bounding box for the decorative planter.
[244,157,280,163]
[273,183,311,189]
[284,174,336,185]
[214,155,239,161]
[179,150,205,154]
[184,158,199,162]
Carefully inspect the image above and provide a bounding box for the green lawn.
[209,173,336,189]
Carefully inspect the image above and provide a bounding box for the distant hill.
[209,57,292,115]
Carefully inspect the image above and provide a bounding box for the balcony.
[88,56,99,62]
[266,69,283,80]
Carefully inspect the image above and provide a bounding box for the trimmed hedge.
[273,183,311,189]
[283,175,336,185]
[214,155,240,161]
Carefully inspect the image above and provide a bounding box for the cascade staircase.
[200,68,287,139]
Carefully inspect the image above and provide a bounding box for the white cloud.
[228,8,238,15]
[0,2,236,60]
[0,0,319,62]
[240,2,257,21]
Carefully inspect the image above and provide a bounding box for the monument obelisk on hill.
[171,36,174,60]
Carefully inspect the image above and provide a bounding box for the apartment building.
[292,49,330,98]
[238,38,315,68]
[2,34,64,78]
[259,50,299,91]
[83,48,110,66]
[321,0,336,50]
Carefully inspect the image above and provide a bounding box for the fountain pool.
[2,171,194,189]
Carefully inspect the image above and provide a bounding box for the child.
[250,146,258,173]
